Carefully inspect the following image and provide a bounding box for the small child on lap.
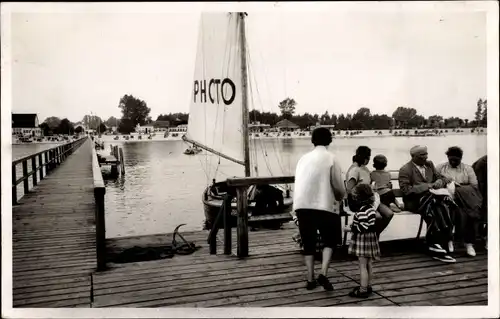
[370,154,403,212]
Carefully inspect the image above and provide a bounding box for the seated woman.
[436,146,482,257]
[345,146,394,236]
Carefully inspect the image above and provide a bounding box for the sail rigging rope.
[247,59,270,177]
[248,33,288,178]
[249,35,287,178]
[245,39,276,177]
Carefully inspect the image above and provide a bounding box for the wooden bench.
[249,212,293,222]
[340,171,425,247]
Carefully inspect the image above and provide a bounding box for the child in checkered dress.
[347,183,380,298]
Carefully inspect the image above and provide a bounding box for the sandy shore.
[98,128,486,143]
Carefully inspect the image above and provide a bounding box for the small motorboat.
[184,146,202,155]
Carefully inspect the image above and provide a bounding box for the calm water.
[12,135,487,238]
[97,134,486,238]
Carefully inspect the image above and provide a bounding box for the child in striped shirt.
[347,183,381,298]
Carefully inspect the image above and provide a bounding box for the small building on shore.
[12,113,42,137]
[310,123,336,131]
[168,124,188,133]
[152,120,170,132]
[274,119,300,132]
[249,121,271,133]
[136,123,155,134]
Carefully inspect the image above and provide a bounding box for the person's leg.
[296,210,317,286]
[376,203,394,235]
[464,215,477,256]
[381,191,401,212]
[367,257,373,289]
[316,211,337,291]
[359,257,369,290]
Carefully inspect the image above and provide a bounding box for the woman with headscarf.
[436,146,482,257]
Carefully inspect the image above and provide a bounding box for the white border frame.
[2,1,498,318]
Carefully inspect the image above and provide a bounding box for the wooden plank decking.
[12,139,96,308]
[96,225,488,307]
[10,138,488,308]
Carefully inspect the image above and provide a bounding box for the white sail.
[185,13,244,164]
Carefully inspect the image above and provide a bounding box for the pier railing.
[12,137,87,205]
[92,146,107,271]
[210,176,295,258]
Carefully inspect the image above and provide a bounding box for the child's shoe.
[348,286,370,298]
[306,280,317,290]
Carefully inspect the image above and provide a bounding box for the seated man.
[398,145,455,263]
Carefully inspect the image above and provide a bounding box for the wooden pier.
[95,225,487,307]
[10,138,488,308]
[12,138,96,307]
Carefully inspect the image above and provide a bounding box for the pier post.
[92,145,107,271]
[223,194,232,255]
[12,165,17,205]
[39,155,43,180]
[22,161,29,195]
[119,148,125,175]
[236,186,249,258]
[48,150,53,171]
[94,187,107,271]
[31,157,37,186]
[44,152,49,173]
[110,164,118,177]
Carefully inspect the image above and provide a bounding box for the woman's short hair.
[353,146,371,165]
[311,127,332,146]
[446,146,463,158]
[373,154,388,170]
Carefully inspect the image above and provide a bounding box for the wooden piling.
[236,186,249,258]
[39,154,43,180]
[31,157,37,186]
[223,195,232,255]
[12,165,17,205]
[119,148,125,175]
[92,146,107,271]
[22,161,29,195]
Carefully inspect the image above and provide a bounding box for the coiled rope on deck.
[112,224,201,264]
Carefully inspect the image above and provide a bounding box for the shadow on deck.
[95,224,488,307]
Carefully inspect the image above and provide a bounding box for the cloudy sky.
[4,2,488,124]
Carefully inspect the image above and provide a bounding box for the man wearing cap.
[398,145,455,263]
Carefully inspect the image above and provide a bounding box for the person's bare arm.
[345,178,357,194]
[331,158,346,201]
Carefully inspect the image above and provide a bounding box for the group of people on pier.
[292,127,488,298]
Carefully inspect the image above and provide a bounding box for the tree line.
[38,95,487,135]
[158,97,488,130]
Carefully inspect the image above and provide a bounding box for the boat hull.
[202,186,293,230]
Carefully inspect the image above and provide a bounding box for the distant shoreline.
[97,128,487,143]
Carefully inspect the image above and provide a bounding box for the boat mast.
[239,12,251,178]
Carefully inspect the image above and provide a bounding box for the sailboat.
[182,12,294,230]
